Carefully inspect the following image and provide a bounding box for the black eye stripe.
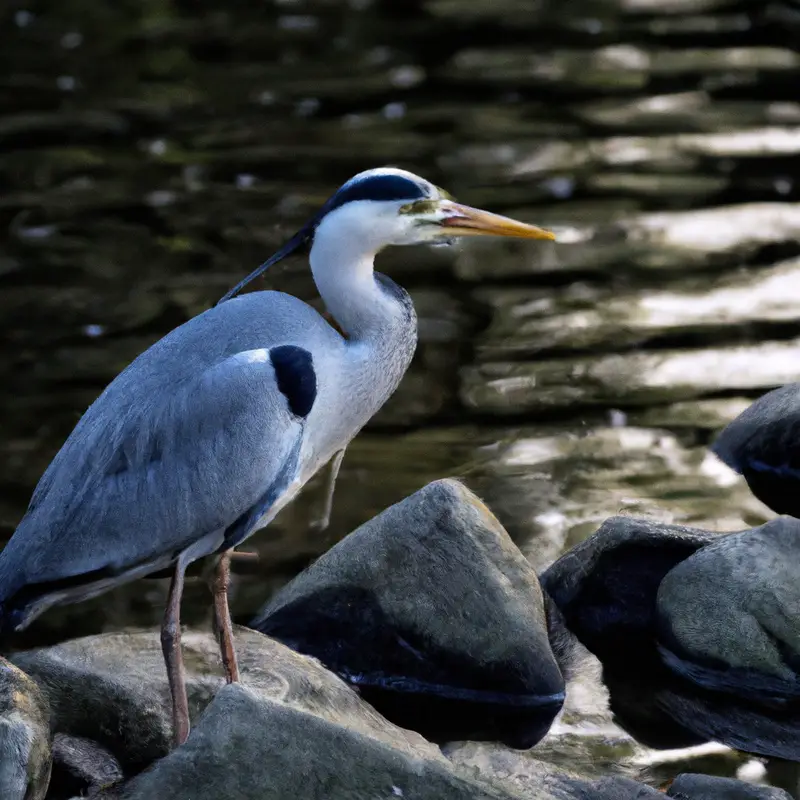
[325,175,427,213]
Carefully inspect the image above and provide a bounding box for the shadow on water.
[2,0,800,792]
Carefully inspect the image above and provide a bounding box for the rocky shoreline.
[2,480,796,799]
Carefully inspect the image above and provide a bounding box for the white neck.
[309,206,406,341]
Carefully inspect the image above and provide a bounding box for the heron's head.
[312,166,556,250]
[218,166,555,304]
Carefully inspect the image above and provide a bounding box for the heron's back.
[0,292,341,610]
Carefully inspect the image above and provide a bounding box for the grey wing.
[0,347,313,611]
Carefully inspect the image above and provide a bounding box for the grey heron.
[0,167,555,747]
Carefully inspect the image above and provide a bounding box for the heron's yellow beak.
[439,202,556,241]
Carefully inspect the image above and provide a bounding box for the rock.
[445,740,661,799]
[100,683,520,800]
[542,515,800,760]
[452,203,800,280]
[540,515,716,749]
[0,657,52,800]
[655,517,800,760]
[667,773,793,799]
[710,382,800,517]
[251,479,566,748]
[460,338,800,413]
[49,734,123,799]
[10,627,444,787]
[472,258,800,359]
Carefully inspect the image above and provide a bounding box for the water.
[1,0,799,791]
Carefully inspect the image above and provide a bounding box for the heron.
[0,167,555,747]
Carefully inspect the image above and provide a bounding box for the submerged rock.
[251,479,566,748]
[473,258,800,359]
[101,683,519,800]
[461,338,800,414]
[542,515,800,760]
[0,657,52,800]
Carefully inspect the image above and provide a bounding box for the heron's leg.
[210,549,240,684]
[161,557,190,748]
[310,448,346,531]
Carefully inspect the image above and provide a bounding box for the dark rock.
[100,684,521,800]
[541,516,716,748]
[667,773,793,799]
[656,517,800,760]
[542,515,800,760]
[251,478,566,748]
[10,627,443,787]
[711,382,800,517]
[0,657,52,800]
[49,734,123,799]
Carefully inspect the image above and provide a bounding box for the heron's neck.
[309,228,408,342]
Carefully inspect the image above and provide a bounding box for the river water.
[2,0,799,791]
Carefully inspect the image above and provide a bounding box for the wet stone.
[0,657,52,800]
[98,684,520,800]
[667,773,793,799]
[542,515,800,762]
[9,627,445,792]
[251,479,566,749]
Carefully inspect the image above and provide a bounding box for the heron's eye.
[399,199,440,215]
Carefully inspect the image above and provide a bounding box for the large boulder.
[0,657,52,800]
[251,478,567,748]
[542,514,800,760]
[100,683,521,800]
[656,517,800,760]
[10,627,444,794]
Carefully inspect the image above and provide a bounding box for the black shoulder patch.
[326,175,426,213]
[270,345,317,418]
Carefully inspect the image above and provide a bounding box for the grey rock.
[667,773,792,799]
[252,478,566,748]
[710,381,800,518]
[10,627,443,784]
[543,515,800,760]
[541,516,717,749]
[50,734,123,799]
[0,657,52,800]
[101,683,519,800]
[444,741,655,799]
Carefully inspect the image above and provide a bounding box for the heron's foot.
[210,550,240,684]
